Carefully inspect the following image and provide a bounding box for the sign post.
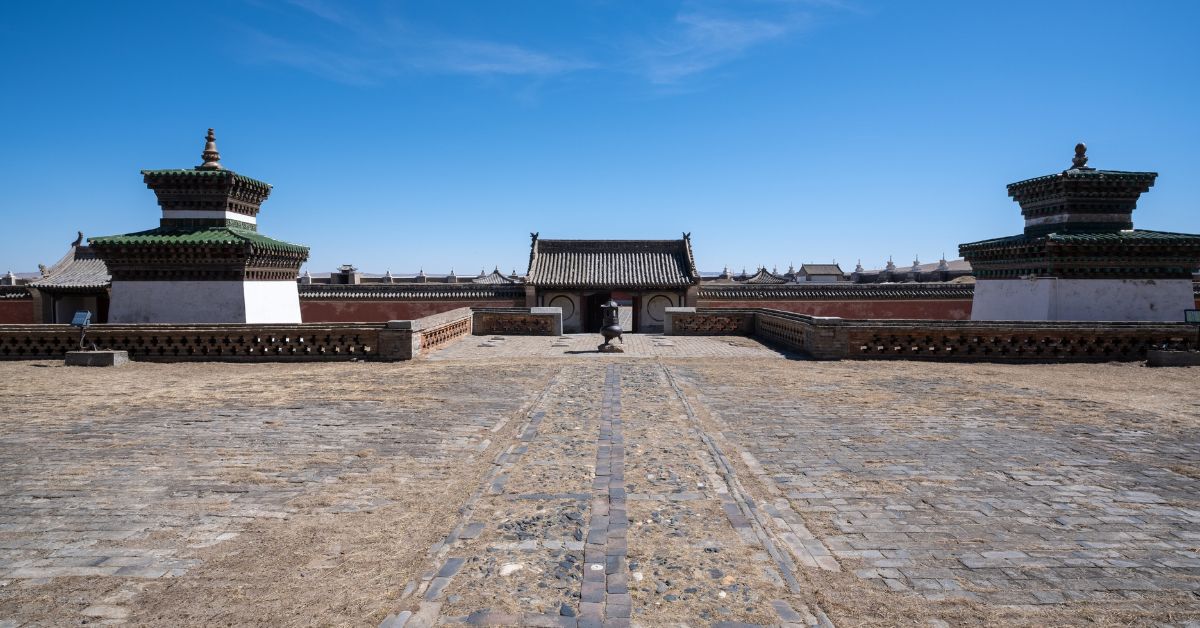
[70,310,95,351]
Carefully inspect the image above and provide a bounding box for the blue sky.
[2,0,1197,275]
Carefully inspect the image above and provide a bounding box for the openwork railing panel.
[473,312,556,335]
[670,312,752,335]
[418,316,472,351]
[754,313,808,352]
[846,326,1195,361]
[0,324,381,361]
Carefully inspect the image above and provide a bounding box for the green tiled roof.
[1047,230,1200,243]
[141,168,271,190]
[961,229,1200,250]
[90,226,308,253]
[1008,169,1158,189]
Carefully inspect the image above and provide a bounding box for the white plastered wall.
[108,280,302,324]
[972,278,1195,322]
[243,281,303,323]
[639,291,679,333]
[545,292,581,332]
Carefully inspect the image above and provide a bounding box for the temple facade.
[524,234,701,333]
[961,144,1200,322]
[89,130,309,323]
[26,232,111,323]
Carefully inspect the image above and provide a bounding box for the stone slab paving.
[0,361,560,626]
[3,348,1200,626]
[670,360,1200,625]
[427,334,784,361]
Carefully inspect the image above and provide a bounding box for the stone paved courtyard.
[427,334,782,360]
[0,336,1198,626]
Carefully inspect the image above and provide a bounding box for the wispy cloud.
[237,1,847,89]
[632,8,812,85]
[241,29,387,86]
[413,40,593,76]
[238,1,590,85]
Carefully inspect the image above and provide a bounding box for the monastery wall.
[300,298,522,323]
[297,295,980,324]
[0,300,36,324]
[698,299,972,320]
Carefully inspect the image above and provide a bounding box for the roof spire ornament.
[197,128,223,170]
[1070,142,1093,171]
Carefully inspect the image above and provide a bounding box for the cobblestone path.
[383,362,831,628]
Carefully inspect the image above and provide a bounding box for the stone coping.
[665,307,1198,362]
[680,307,1197,330]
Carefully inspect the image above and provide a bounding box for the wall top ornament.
[1069,142,1093,171]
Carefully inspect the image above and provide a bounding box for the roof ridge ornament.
[1069,142,1094,171]
[197,128,223,171]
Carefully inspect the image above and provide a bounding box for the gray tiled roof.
[472,270,517,285]
[743,268,789,284]
[527,238,700,289]
[800,264,844,276]
[29,246,111,291]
